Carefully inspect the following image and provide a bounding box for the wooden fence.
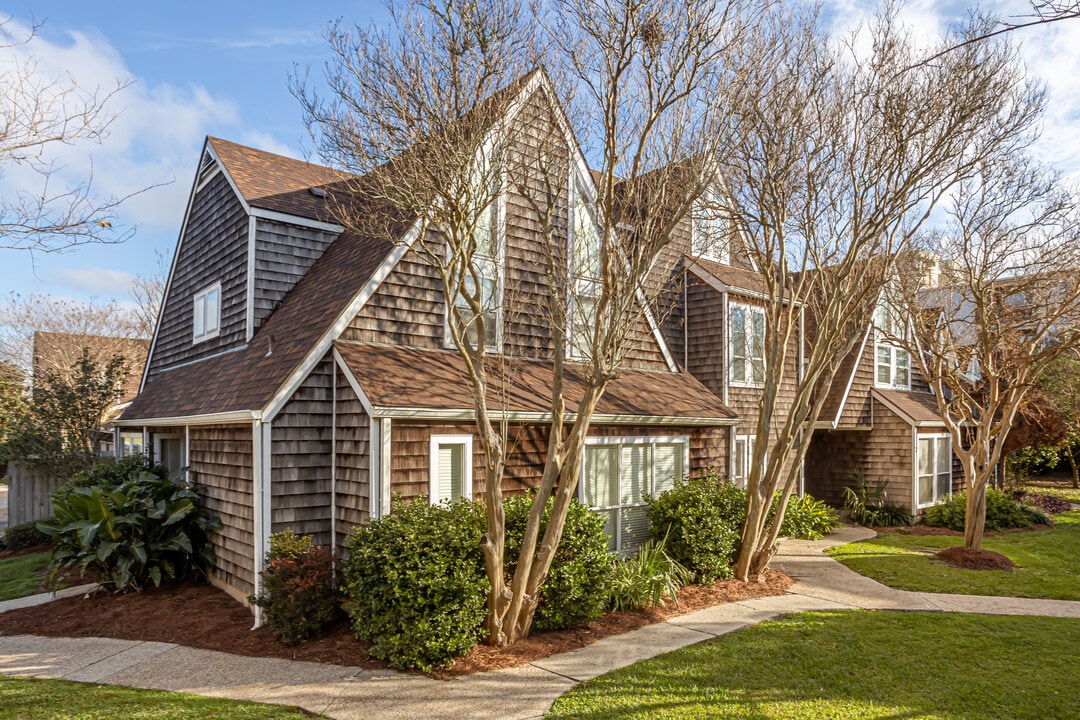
[5,462,64,526]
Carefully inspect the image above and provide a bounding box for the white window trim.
[428,434,474,503]
[567,170,603,361]
[728,301,766,388]
[193,281,222,344]
[153,433,184,474]
[874,343,911,391]
[916,433,952,509]
[691,192,730,264]
[119,432,144,458]
[579,435,690,553]
[443,181,506,353]
[732,433,757,489]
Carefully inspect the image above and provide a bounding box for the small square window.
[429,435,473,503]
[193,282,222,344]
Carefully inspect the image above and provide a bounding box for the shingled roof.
[335,341,738,423]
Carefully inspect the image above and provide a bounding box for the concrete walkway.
[3,525,1080,719]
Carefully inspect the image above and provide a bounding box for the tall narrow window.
[730,302,765,386]
[691,198,729,263]
[874,296,910,389]
[569,175,601,359]
[917,435,952,508]
[449,175,501,351]
[429,435,473,503]
[581,437,687,553]
[193,282,221,343]
[732,434,756,488]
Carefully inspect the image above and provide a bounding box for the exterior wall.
[836,340,875,428]
[388,420,728,506]
[805,400,916,513]
[270,355,333,545]
[187,424,255,595]
[252,218,337,332]
[342,246,445,348]
[335,368,371,548]
[148,171,249,376]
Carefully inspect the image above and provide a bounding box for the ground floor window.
[120,432,144,458]
[429,434,473,503]
[732,433,756,489]
[580,436,689,553]
[154,434,184,474]
[917,434,952,508]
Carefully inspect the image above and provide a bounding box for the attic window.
[310,186,327,198]
[193,282,222,344]
[691,194,729,264]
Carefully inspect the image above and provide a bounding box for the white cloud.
[49,267,137,296]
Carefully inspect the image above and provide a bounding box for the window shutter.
[193,295,205,337]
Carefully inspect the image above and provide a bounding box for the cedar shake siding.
[188,424,255,595]
[270,356,334,545]
[148,171,248,376]
[836,341,875,428]
[334,369,371,548]
[252,218,338,332]
[342,245,445,348]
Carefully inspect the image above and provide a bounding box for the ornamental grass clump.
[250,529,340,646]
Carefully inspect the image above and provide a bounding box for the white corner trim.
[246,215,257,342]
[248,207,345,234]
[831,324,872,428]
[380,418,392,517]
[261,220,422,423]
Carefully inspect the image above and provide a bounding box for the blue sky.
[3,1,1079,309]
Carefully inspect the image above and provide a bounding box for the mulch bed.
[934,546,1017,571]
[0,544,53,560]
[0,571,794,677]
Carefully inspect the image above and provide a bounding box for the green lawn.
[1021,477,1080,505]
[0,551,52,602]
[827,511,1080,599]
[548,611,1080,719]
[0,677,315,719]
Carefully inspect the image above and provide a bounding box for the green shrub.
[250,530,340,646]
[38,469,222,591]
[53,454,169,505]
[2,521,53,550]
[341,498,489,672]
[504,494,611,631]
[842,469,915,528]
[924,489,1043,531]
[776,494,841,540]
[608,537,692,611]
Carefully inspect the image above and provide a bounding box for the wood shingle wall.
[148,171,248,376]
[252,218,337,332]
[334,369,370,548]
[271,355,334,545]
[188,424,255,595]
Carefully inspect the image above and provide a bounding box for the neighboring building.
[118,73,739,604]
[31,331,150,457]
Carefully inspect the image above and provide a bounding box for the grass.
[548,611,1080,719]
[1021,476,1080,505]
[827,510,1080,600]
[0,677,316,719]
[0,551,52,602]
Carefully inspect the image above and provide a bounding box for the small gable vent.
[195,150,220,190]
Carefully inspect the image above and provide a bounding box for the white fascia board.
[261,220,422,423]
[246,215,257,342]
[332,349,376,417]
[370,405,738,426]
[249,207,345,234]
[115,410,262,427]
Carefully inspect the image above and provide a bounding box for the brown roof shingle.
[873,388,945,426]
[334,341,738,422]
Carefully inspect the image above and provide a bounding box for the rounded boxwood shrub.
[924,488,1048,531]
[645,470,745,583]
[341,498,489,672]
[503,494,611,631]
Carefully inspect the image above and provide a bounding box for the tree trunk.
[963,483,987,552]
[734,485,770,581]
[1068,449,1079,490]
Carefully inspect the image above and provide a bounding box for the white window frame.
[691,193,729,264]
[732,433,757,489]
[119,432,144,458]
[428,434,474,503]
[153,433,184,474]
[579,435,690,553]
[874,343,911,390]
[729,301,765,387]
[916,434,952,509]
[192,281,222,344]
[568,172,603,360]
[444,171,505,353]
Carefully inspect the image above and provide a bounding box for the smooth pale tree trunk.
[963,482,988,552]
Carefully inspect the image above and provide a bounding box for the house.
[117,73,741,605]
[31,331,150,457]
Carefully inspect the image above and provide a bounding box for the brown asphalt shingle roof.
[334,341,738,422]
[692,257,772,296]
[873,388,945,426]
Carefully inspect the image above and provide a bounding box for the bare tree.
[1041,356,1080,488]
[129,251,169,340]
[718,5,1047,580]
[898,154,1080,553]
[1,16,137,253]
[297,0,751,645]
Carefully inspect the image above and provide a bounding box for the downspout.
[330,370,337,558]
[250,419,272,628]
[722,290,734,477]
[798,304,806,496]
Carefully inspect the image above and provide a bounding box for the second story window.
[193,282,221,344]
[569,175,601,359]
[448,173,502,351]
[730,302,765,386]
[691,196,729,264]
[874,297,910,390]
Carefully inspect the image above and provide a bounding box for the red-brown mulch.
[934,546,1017,571]
[0,571,794,677]
[0,543,53,560]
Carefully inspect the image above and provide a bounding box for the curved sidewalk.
[3,526,1080,720]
